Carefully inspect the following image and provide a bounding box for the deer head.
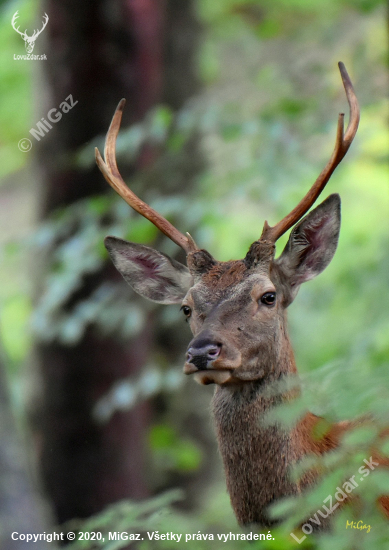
[96,63,359,389]
[12,11,48,54]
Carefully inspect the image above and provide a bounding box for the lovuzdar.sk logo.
[11,10,48,60]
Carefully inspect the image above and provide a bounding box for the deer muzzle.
[186,342,221,371]
[184,333,241,385]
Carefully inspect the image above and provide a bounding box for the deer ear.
[275,194,340,298]
[104,236,193,304]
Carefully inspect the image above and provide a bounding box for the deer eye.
[181,305,192,318]
[260,292,276,306]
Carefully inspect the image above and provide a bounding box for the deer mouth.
[193,370,234,385]
[183,358,241,386]
[183,361,234,385]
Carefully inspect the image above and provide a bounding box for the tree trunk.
[34,0,200,523]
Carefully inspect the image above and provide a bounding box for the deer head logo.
[11,11,48,54]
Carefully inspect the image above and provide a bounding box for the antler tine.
[261,62,360,243]
[95,99,198,255]
[11,11,24,36]
[35,13,49,37]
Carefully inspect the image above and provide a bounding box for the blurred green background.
[0,0,388,549]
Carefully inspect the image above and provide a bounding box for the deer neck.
[211,340,308,526]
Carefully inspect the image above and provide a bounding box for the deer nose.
[186,342,222,371]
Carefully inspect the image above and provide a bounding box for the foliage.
[63,489,290,550]
[64,490,185,550]
[264,361,389,548]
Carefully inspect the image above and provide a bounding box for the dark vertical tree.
[34,0,201,523]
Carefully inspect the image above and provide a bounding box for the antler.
[95,100,198,254]
[11,11,26,37]
[32,13,49,39]
[260,62,359,243]
[11,11,48,38]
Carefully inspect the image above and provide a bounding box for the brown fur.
[202,260,248,290]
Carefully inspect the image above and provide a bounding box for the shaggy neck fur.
[211,371,303,525]
[211,337,349,527]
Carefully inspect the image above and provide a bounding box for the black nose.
[186,341,222,370]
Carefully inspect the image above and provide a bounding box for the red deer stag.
[96,63,364,526]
